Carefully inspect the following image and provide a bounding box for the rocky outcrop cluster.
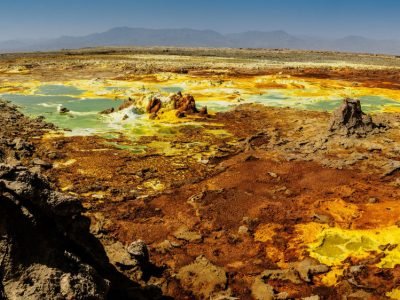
[145,92,208,119]
[329,98,376,136]
[101,92,208,119]
[170,92,207,118]
[0,164,110,299]
[0,165,164,299]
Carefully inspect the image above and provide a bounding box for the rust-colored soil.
[32,102,400,299]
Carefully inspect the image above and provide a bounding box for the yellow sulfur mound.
[297,223,400,268]
[387,288,400,300]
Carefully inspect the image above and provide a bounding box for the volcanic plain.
[1,47,400,299]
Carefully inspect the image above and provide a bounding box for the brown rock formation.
[329,98,375,136]
[59,107,70,114]
[0,164,110,299]
[177,256,227,298]
[170,92,207,118]
[118,97,134,111]
[170,91,183,109]
[99,107,115,114]
[198,106,208,115]
[146,97,162,114]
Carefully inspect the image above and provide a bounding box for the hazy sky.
[1,0,399,41]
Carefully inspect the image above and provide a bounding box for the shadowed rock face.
[0,167,163,299]
[146,97,162,114]
[329,98,375,136]
[0,164,110,299]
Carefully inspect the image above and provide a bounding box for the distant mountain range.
[1,27,400,55]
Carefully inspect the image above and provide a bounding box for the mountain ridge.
[1,27,400,55]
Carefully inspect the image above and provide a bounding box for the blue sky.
[0,0,399,41]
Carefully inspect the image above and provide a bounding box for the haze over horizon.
[1,0,400,42]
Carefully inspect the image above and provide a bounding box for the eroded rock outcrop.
[251,258,329,300]
[146,97,162,114]
[170,92,207,118]
[177,256,228,298]
[118,97,135,111]
[99,107,115,115]
[103,92,208,120]
[0,163,162,299]
[329,98,376,136]
[0,164,110,299]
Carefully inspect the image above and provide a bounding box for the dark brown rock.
[199,106,208,115]
[329,98,375,136]
[170,92,205,118]
[118,97,134,111]
[176,94,198,114]
[146,97,162,114]
[59,107,70,114]
[170,91,183,109]
[99,107,115,114]
[0,164,110,299]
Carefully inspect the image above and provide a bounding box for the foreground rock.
[328,98,376,136]
[0,162,163,299]
[177,256,228,298]
[0,164,110,299]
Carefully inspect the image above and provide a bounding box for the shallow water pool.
[36,84,84,96]
[248,91,400,113]
[1,93,124,135]
[2,82,400,137]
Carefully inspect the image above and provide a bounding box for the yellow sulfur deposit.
[297,223,400,268]
[387,288,400,300]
